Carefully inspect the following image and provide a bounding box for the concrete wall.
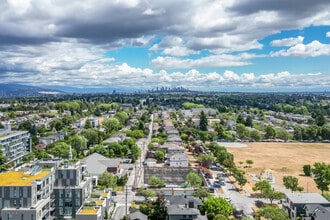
[144,167,193,185]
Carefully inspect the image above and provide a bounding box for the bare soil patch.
[225,142,330,193]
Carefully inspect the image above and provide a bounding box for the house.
[81,153,121,177]
[129,210,148,220]
[282,193,330,219]
[143,158,157,167]
[167,205,203,220]
[169,153,189,167]
[304,204,330,220]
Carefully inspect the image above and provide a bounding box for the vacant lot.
[225,142,330,193]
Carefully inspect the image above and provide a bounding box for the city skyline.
[1,0,330,92]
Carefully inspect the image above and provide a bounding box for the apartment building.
[0,166,55,220]
[0,126,31,166]
[53,161,92,219]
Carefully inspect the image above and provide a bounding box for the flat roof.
[79,209,99,214]
[0,170,51,186]
[286,193,330,204]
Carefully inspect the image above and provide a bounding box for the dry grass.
[226,142,330,193]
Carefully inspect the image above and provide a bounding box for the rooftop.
[286,193,330,204]
[79,209,99,214]
[0,170,51,186]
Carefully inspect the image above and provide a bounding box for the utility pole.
[125,185,128,216]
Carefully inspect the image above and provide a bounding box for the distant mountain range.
[0,84,65,98]
[0,84,121,97]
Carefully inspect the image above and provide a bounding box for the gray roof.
[129,210,148,220]
[81,153,120,176]
[304,204,330,220]
[285,193,330,204]
[167,196,202,208]
[167,205,200,216]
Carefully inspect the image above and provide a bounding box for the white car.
[225,196,231,202]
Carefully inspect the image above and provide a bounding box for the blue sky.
[0,0,330,92]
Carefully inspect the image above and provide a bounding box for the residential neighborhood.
[0,92,329,220]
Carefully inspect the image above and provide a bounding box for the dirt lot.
[225,142,330,194]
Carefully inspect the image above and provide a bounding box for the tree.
[312,162,330,194]
[252,180,271,195]
[265,125,276,139]
[236,123,249,139]
[245,115,253,127]
[258,206,290,220]
[232,169,247,190]
[70,135,88,155]
[321,125,330,140]
[263,188,283,205]
[103,117,121,133]
[186,172,202,188]
[84,119,93,129]
[282,176,304,192]
[140,189,156,199]
[47,142,76,159]
[276,129,291,141]
[81,129,99,147]
[149,176,164,188]
[303,164,312,176]
[250,130,261,141]
[197,154,214,168]
[199,111,208,131]
[154,150,165,163]
[0,149,8,172]
[246,159,254,168]
[200,197,233,219]
[98,172,117,188]
[193,188,210,201]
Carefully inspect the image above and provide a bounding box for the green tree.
[258,206,290,220]
[252,180,271,195]
[103,117,121,133]
[140,189,156,199]
[232,169,247,190]
[246,159,254,168]
[199,111,208,131]
[81,129,99,147]
[263,188,283,205]
[154,150,165,163]
[276,129,291,141]
[47,142,77,159]
[197,154,214,168]
[282,176,304,192]
[265,125,276,139]
[250,130,261,141]
[321,125,330,140]
[200,197,233,219]
[84,119,93,129]
[70,135,88,155]
[0,149,9,172]
[236,123,249,139]
[312,162,330,194]
[98,172,117,188]
[149,176,164,188]
[193,188,210,201]
[303,164,312,176]
[245,115,253,127]
[186,172,202,188]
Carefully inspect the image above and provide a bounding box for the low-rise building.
[0,126,31,166]
[169,153,189,167]
[283,193,330,219]
[0,167,55,220]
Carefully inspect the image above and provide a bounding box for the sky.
[0,0,330,92]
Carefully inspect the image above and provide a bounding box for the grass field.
[225,142,330,193]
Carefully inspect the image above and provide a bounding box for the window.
[8,214,13,220]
